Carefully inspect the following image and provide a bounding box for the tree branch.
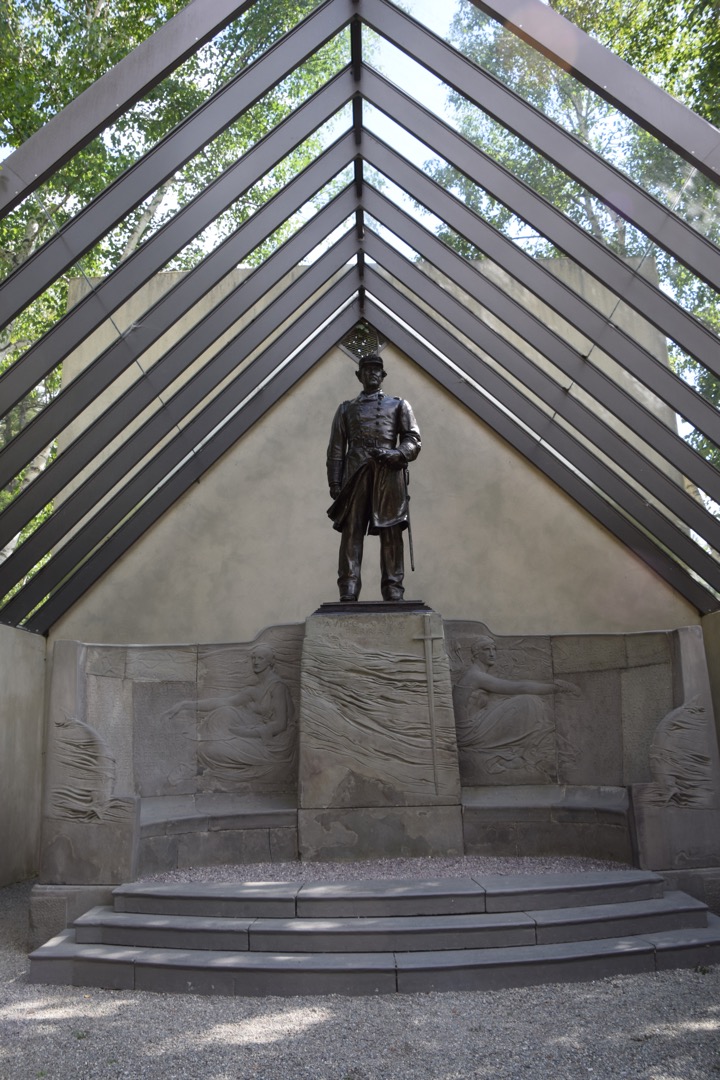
[118,182,171,261]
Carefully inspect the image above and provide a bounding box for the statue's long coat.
[326,390,421,533]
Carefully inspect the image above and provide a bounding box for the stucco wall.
[48,342,699,647]
[0,624,46,884]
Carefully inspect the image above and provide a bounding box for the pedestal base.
[298,805,464,861]
[298,608,463,860]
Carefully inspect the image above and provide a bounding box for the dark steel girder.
[361,65,720,377]
[0,197,357,561]
[0,137,355,502]
[363,183,720,508]
[363,229,720,558]
[16,302,360,634]
[362,131,720,447]
[0,0,354,329]
[364,296,718,613]
[0,70,355,413]
[469,0,720,185]
[362,0,720,295]
[362,260,720,588]
[0,0,258,216]
[0,225,358,591]
[0,134,356,497]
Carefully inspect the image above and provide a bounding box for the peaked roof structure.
[1,0,720,633]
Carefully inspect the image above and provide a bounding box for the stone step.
[112,870,664,919]
[395,915,720,993]
[29,915,720,997]
[529,891,708,944]
[73,893,708,953]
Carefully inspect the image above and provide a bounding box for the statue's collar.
[357,390,384,401]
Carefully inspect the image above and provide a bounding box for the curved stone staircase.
[29,870,720,996]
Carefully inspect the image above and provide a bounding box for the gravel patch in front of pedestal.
[139,854,624,884]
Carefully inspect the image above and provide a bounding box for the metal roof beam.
[364,295,718,612]
[0,132,356,496]
[362,263,720,591]
[363,243,720,575]
[361,65,720,377]
[0,0,354,329]
[7,281,359,631]
[361,0,720,294]
[469,0,720,184]
[0,192,357,559]
[0,0,262,216]
[0,233,357,599]
[362,131,720,447]
[363,183,720,506]
[0,70,355,420]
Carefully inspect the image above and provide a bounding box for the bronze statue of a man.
[327,354,421,601]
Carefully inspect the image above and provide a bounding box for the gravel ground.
[2,858,720,1080]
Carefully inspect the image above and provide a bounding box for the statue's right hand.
[330,485,341,499]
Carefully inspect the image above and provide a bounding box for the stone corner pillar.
[297,606,463,860]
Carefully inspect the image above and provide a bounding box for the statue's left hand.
[373,448,405,469]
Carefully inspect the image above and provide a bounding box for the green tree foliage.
[426,0,720,472]
[615,0,720,126]
[429,0,710,252]
[610,0,720,444]
[0,0,349,563]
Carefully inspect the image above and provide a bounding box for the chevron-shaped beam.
[1,0,719,630]
[364,295,718,612]
[470,0,720,183]
[0,135,357,499]
[14,300,358,630]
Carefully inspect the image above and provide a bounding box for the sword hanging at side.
[404,465,415,572]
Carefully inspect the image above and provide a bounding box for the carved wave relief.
[49,715,133,821]
[301,636,457,797]
[639,697,716,808]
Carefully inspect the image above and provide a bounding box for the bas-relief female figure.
[168,643,296,789]
[452,635,579,782]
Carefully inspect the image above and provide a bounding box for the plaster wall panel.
[48,345,700,647]
[0,625,46,884]
[57,267,309,519]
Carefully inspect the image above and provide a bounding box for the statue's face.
[358,364,384,393]
[251,647,273,673]
[473,640,497,667]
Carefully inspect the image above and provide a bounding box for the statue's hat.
[357,353,387,376]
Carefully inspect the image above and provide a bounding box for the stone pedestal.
[298,608,463,860]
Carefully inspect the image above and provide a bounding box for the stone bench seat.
[461,785,632,863]
[138,792,298,875]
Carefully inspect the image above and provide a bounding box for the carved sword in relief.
[413,613,445,796]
